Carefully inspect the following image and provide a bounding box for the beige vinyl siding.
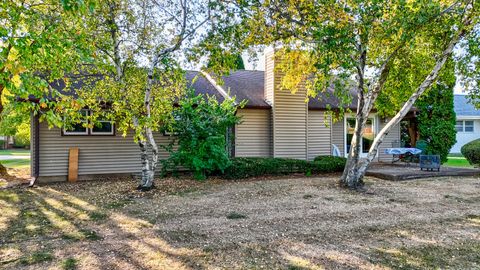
[264,50,274,104]
[377,118,401,162]
[235,108,272,157]
[273,89,308,159]
[331,119,345,156]
[307,111,332,160]
[38,122,173,177]
[267,53,308,160]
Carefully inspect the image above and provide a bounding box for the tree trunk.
[137,127,159,190]
[138,139,151,188]
[137,59,160,190]
[340,22,465,189]
[341,113,367,189]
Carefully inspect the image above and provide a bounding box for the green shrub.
[162,89,245,180]
[415,59,456,164]
[313,155,347,163]
[461,139,480,167]
[221,156,346,179]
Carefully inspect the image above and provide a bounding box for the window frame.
[62,109,89,136]
[90,120,115,135]
[464,120,474,133]
[62,110,115,136]
[456,120,475,133]
[455,121,464,132]
[344,116,376,156]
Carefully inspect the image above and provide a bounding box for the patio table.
[384,148,422,163]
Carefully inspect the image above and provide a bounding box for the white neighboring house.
[451,95,480,153]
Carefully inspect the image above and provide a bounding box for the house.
[450,95,480,153]
[30,51,400,183]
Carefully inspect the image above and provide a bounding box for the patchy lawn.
[445,155,474,168]
[1,159,30,169]
[0,149,30,156]
[0,175,479,269]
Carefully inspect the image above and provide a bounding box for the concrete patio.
[366,162,480,181]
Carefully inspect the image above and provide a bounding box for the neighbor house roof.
[454,95,480,117]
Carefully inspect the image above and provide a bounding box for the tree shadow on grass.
[1,178,480,270]
[0,185,211,269]
[371,241,480,270]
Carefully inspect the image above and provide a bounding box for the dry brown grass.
[0,175,479,269]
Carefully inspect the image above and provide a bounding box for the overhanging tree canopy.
[218,0,480,189]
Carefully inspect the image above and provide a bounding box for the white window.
[456,120,474,133]
[63,110,114,136]
[455,121,464,132]
[91,120,115,135]
[464,121,474,132]
[345,117,375,155]
[63,110,89,135]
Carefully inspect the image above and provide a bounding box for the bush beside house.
[461,139,480,167]
[415,59,456,164]
[222,156,346,179]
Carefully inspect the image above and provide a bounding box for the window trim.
[456,120,475,133]
[344,115,376,157]
[62,110,115,136]
[464,120,474,133]
[90,120,115,135]
[62,109,89,136]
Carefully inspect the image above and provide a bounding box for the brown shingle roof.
[220,70,271,108]
[32,70,358,110]
[186,71,225,102]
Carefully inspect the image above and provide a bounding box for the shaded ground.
[0,168,31,188]
[0,175,479,269]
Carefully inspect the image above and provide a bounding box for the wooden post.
[68,147,79,182]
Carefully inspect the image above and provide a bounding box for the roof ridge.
[200,71,235,104]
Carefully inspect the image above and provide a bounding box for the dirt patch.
[1,175,479,269]
[0,168,31,189]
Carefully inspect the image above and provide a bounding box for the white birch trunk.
[138,56,160,189]
[341,24,466,189]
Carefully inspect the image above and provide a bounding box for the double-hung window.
[63,109,89,135]
[455,120,474,133]
[63,110,114,136]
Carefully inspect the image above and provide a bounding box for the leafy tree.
[162,89,244,180]
[220,0,480,189]
[207,54,245,70]
[77,0,230,190]
[416,59,457,164]
[0,0,95,174]
[0,103,30,148]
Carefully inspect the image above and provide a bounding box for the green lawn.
[0,149,30,156]
[444,155,474,168]
[1,159,30,169]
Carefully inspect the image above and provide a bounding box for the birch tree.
[78,0,215,190]
[227,0,480,189]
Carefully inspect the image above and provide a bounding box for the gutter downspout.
[29,113,40,187]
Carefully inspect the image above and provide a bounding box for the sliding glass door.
[345,117,375,156]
